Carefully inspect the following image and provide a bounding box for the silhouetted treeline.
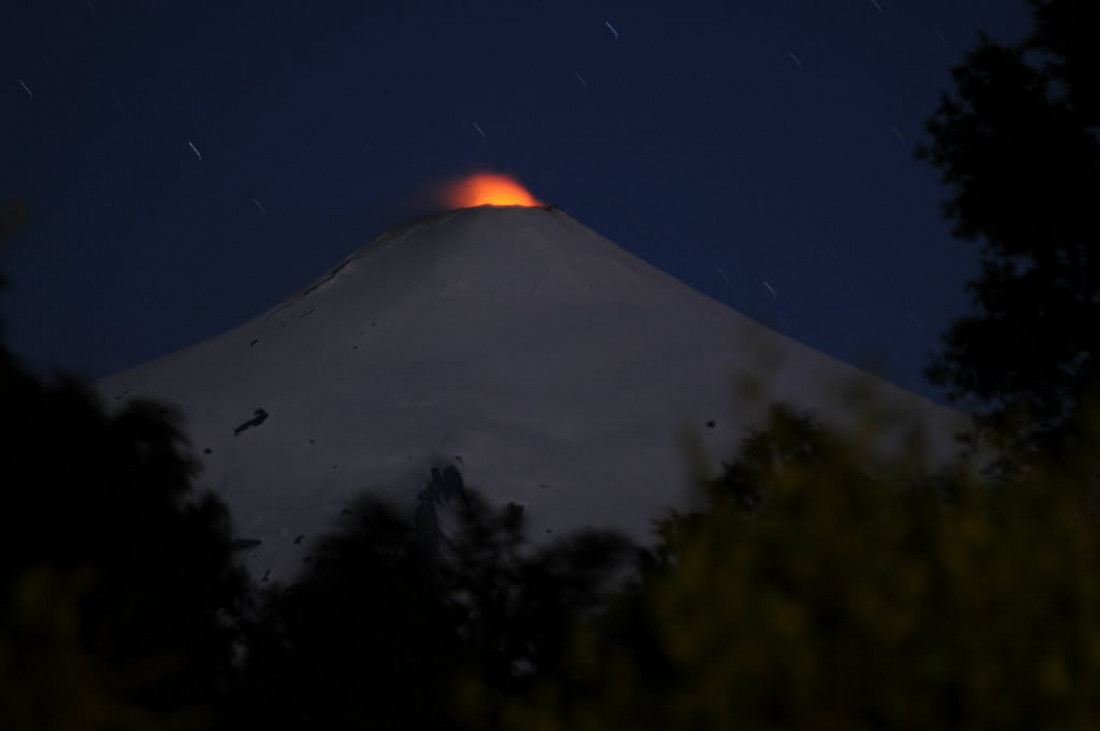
[0,347,250,730]
[228,467,637,731]
[482,398,1100,731]
[919,0,1100,473]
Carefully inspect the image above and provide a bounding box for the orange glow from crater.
[443,173,543,209]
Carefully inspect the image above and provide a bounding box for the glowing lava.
[443,173,543,209]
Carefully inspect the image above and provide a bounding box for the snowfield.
[98,205,972,583]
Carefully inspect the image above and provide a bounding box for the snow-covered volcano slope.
[99,205,970,582]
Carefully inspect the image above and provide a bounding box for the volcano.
[98,205,970,582]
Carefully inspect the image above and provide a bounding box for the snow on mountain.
[98,205,971,583]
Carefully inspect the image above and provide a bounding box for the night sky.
[2,0,1031,402]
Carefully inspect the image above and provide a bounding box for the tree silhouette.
[0,197,30,335]
[486,395,1100,731]
[918,0,1100,472]
[231,465,636,731]
[443,484,637,727]
[0,278,249,727]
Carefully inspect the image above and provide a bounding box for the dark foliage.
[230,467,637,731]
[442,487,637,699]
[0,348,250,729]
[654,402,850,558]
[0,197,30,327]
[918,0,1100,471]
[229,496,462,731]
[488,398,1100,731]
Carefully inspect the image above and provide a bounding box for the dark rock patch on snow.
[233,408,269,436]
[414,466,469,557]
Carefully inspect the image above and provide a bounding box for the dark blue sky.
[2,0,1030,401]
